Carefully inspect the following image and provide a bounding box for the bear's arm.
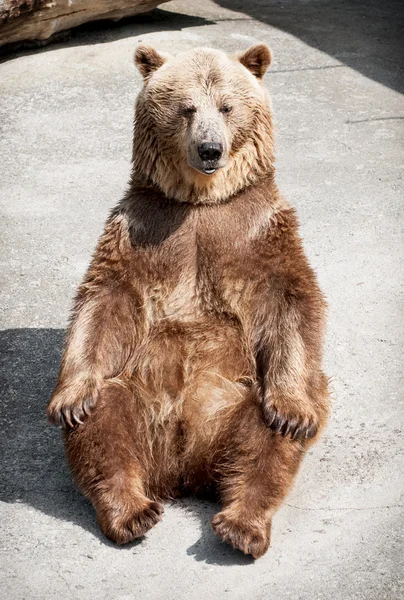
[47,214,139,428]
[251,209,329,440]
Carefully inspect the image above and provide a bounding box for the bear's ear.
[238,44,272,79]
[134,45,167,79]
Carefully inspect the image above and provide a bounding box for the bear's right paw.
[99,500,164,545]
[47,387,98,428]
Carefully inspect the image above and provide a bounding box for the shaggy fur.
[47,44,329,559]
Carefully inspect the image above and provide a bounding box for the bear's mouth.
[188,153,226,176]
[192,163,222,176]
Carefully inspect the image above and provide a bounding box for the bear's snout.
[186,109,229,176]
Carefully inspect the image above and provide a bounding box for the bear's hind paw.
[212,511,271,559]
[99,500,164,545]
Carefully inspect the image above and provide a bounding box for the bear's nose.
[198,142,223,162]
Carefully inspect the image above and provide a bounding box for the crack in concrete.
[346,116,404,124]
[286,503,403,511]
[272,64,344,74]
[56,563,73,593]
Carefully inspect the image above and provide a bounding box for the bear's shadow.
[0,327,252,566]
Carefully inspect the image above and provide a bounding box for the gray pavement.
[1,1,403,598]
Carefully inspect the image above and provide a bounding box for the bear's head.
[133,44,274,204]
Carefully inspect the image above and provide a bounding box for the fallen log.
[0,0,170,50]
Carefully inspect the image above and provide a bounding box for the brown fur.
[47,44,329,559]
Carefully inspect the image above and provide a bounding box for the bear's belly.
[130,315,255,424]
[143,272,203,323]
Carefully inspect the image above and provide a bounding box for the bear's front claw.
[47,395,97,428]
[263,404,318,440]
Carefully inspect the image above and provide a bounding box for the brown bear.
[47,43,330,559]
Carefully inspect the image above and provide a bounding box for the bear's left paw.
[211,511,271,559]
[263,396,319,440]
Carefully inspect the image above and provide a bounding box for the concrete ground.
[1,1,403,598]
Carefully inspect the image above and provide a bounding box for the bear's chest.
[139,220,260,323]
[126,192,276,323]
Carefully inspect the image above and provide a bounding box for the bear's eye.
[181,106,197,117]
[220,105,233,114]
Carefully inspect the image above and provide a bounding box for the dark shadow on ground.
[216,0,404,94]
[0,328,101,537]
[0,9,213,62]
[0,328,252,565]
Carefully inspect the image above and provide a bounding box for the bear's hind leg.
[212,399,306,559]
[64,382,170,544]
